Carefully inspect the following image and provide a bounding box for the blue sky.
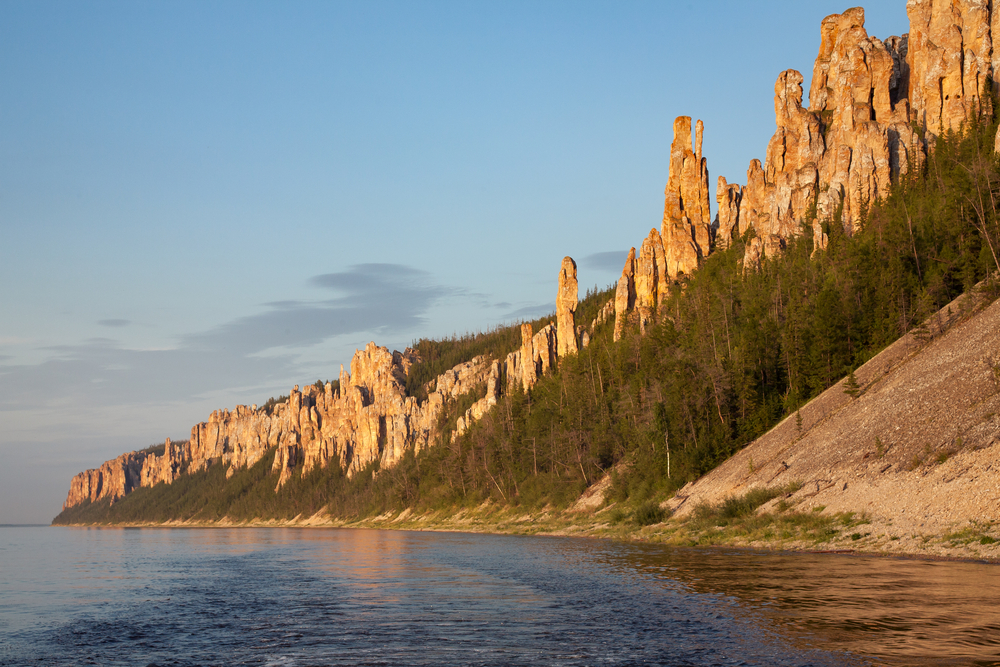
[0,0,908,523]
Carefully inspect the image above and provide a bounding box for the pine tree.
[843,369,861,398]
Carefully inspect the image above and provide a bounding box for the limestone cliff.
[63,257,593,511]
[556,256,579,358]
[622,2,999,293]
[661,117,710,279]
[63,344,509,509]
[907,0,994,137]
[613,247,637,342]
[732,3,999,267]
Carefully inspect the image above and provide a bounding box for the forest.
[54,115,1000,526]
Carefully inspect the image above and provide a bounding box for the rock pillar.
[614,247,637,341]
[556,256,579,359]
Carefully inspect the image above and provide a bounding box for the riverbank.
[59,495,1000,562]
[56,285,1000,565]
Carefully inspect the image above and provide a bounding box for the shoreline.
[53,503,1000,564]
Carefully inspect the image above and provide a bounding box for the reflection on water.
[604,545,1000,666]
[0,526,997,666]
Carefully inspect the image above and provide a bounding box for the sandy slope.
[662,286,1000,559]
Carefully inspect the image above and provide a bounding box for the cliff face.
[612,1,999,296]
[63,258,605,511]
[62,347,492,509]
[735,2,996,266]
[733,7,916,264]
[907,0,996,136]
[62,345,497,508]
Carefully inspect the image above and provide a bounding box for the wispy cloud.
[0,264,459,411]
[183,263,457,355]
[0,337,31,346]
[501,302,555,321]
[580,250,628,274]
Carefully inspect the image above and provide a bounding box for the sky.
[0,0,910,524]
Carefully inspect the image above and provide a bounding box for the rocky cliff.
[63,258,607,511]
[612,0,999,319]
[63,1,1000,516]
[733,1,998,267]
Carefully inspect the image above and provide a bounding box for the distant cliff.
[62,260,616,511]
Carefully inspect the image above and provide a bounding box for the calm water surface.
[1,526,998,666]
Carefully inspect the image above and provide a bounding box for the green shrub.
[720,486,787,519]
[634,500,667,526]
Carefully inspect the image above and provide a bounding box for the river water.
[0,526,998,666]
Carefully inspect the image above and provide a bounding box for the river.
[1,526,997,666]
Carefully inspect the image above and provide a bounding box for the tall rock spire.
[556,256,579,358]
[715,176,743,249]
[634,229,667,331]
[661,116,711,278]
[613,247,637,341]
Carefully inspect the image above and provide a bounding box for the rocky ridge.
[614,0,1000,334]
[63,259,607,511]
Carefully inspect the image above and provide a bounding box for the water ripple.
[1,527,997,666]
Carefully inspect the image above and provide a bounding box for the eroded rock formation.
[614,247,637,341]
[517,323,537,392]
[715,177,743,249]
[661,117,710,278]
[556,256,579,358]
[591,3,998,340]
[728,4,997,268]
[907,0,993,137]
[634,229,668,331]
[64,255,600,510]
[63,452,144,509]
[64,341,498,506]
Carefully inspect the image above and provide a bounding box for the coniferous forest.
[54,115,1000,526]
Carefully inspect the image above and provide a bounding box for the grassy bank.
[59,485,1000,563]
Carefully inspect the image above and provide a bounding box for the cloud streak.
[184,263,456,356]
[0,264,458,412]
[580,251,628,274]
[500,302,556,321]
